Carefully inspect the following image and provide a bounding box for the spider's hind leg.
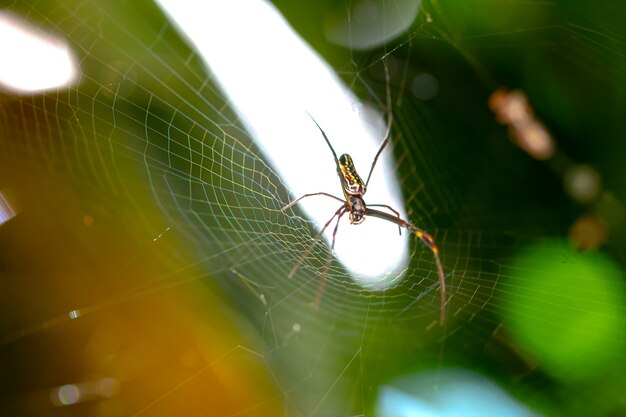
[312,207,348,310]
[288,205,347,279]
[368,203,403,235]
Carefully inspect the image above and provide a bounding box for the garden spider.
[283,109,447,325]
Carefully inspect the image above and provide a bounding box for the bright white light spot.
[68,309,81,319]
[155,0,409,286]
[50,377,119,406]
[324,0,421,50]
[564,164,601,203]
[411,73,439,101]
[0,12,77,93]
[54,384,81,406]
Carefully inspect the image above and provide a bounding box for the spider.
[282,110,447,325]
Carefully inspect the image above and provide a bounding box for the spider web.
[1,1,625,416]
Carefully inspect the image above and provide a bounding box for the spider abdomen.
[339,154,366,195]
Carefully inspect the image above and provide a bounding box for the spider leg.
[283,192,344,211]
[364,121,391,189]
[367,203,402,235]
[306,112,340,166]
[364,60,394,189]
[410,227,446,325]
[306,112,353,193]
[329,207,347,252]
[366,208,447,326]
[288,204,347,279]
[312,207,349,310]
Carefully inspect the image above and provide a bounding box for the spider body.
[338,154,366,196]
[283,110,448,325]
[337,153,368,224]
